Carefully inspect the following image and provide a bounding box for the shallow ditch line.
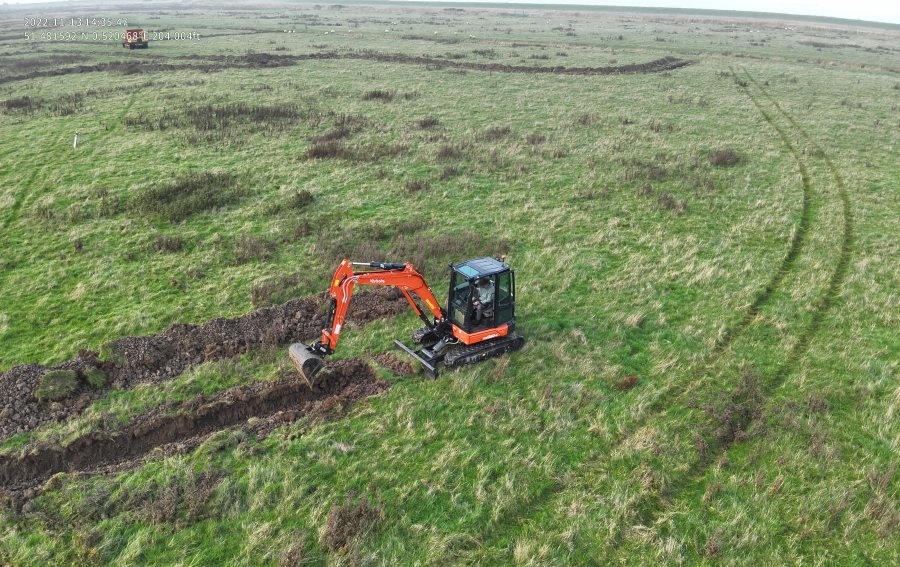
[0,292,407,444]
[0,360,386,491]
[606,69,853,557]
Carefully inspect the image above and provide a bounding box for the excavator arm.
[290,260,446,383]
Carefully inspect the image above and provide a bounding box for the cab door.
[495,271,514,325]
[447,270,472,329]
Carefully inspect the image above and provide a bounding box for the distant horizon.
[389,0,900,25]
[2,0,898,25]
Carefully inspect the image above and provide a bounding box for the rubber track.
[444,333,524,367]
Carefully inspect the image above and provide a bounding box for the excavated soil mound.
[373,352,416,377]
[0,290,406,442]
[0,359,389,492]
[204,52,693,76]
[1,52,692,87]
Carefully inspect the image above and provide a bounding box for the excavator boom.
[290,260,445,385]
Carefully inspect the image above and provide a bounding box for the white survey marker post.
[73,132,78,149]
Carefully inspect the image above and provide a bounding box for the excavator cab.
[447,257,515,335]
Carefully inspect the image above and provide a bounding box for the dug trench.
[0,52,692,86]
[0,289,408,442]
[0,359,390,494]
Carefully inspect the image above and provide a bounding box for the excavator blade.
[289,343,325,386]
[393,339,438,379]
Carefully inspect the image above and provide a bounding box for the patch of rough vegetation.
[322,494,383,551]
[34,370,79,403]
[130,172,244,222]
[708,148,741,167]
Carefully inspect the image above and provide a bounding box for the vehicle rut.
[614,68,855,555]
[469,67,847,558]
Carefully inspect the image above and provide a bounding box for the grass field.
[0,1,897,565]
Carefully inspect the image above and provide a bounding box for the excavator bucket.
[289,343,325,386]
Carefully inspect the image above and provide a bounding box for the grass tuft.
[322,495,383,551]
[479,125,512,141]
[154,234,185,253]
[362,89,395,102]
[708,148,741,167]
[405,179,431,192]
[233,235,277,264]
[526,132,546,145]
[306,140,345,159]
[84,367,107,388]
[131,172,241,222]
[417,116,441,129]
[35,370,79,402]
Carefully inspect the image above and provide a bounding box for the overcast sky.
[4,1,898,25]
[478,1,899,24]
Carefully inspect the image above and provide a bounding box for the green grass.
[0,1,897,565]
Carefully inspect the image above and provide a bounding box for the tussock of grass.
[440,165,460,179]
[362,89,395,102]
[322,495,383,551]
[84,367,107,388]
[525,132,546,145]
[416,116,441,129]
[479,125,512,141]
[436,144,462,160]
[310,126,350,143]
[404,179,430,192]
[153,234,184,253]
[709,148,741,167]
[35,370,79,402]
[306,140,345,159]
[131,172,242,222]
[232,234,277,264]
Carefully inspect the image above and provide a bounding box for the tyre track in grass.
[0,168,41,232]
[609,68,854,559]
[740,68,855,386]
[0,88,135,234]
[458,67,820,561]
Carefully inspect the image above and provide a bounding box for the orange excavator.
[289,257,524,384]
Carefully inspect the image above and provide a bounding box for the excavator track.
[443,332,525,368]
